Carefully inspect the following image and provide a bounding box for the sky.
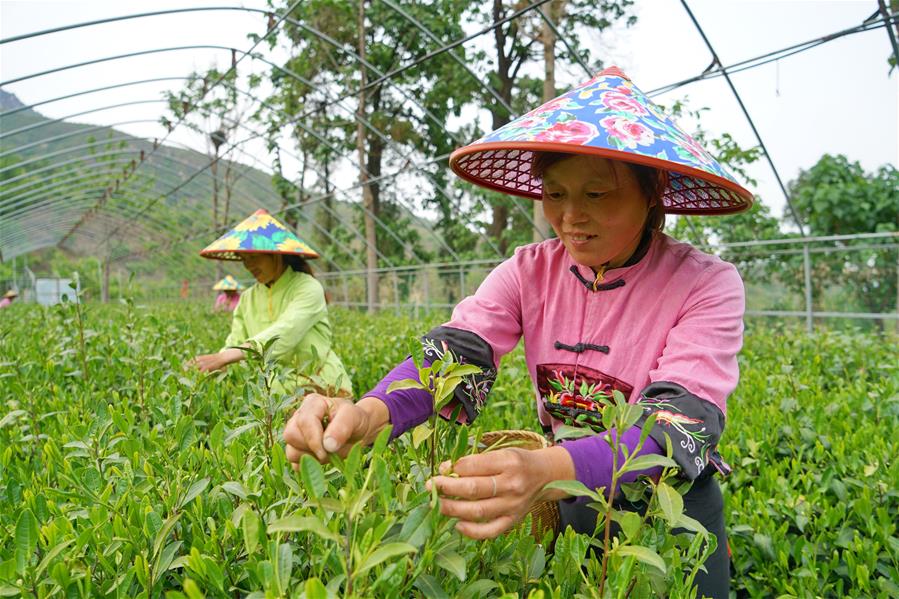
[1,0,897,231]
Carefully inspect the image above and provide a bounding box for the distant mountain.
[0,90,438,272]
[0,91,285,261]
[0,90,27,111]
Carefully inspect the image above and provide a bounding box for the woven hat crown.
[449,66,752,215]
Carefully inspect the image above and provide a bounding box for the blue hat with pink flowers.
[449,66,753,215]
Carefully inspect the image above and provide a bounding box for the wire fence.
[317,232,899,333]
[11,232,894,333]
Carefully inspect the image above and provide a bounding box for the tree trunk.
[533,0,561,242]
[223,158,233,230]
[357,0,379,312]
[487,0,516,254]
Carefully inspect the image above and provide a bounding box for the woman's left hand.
[426,446,575,540]
[191,348,244,372]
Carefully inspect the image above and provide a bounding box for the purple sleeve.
[363,357,433,440]
[560,426,663,500]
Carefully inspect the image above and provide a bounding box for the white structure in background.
[35,277,80,305]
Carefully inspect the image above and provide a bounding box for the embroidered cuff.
[422,326,498,423]
[637,381,729,480]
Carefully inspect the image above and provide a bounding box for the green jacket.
[223,269,352,396]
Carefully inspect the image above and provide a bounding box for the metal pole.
[341,275,349,308]
[877,0,899,69]
[393,272,400,314]
[802,242,813,334]
[102,257,110,303]
[459,265,466,299]
[423,266,430,312]
[679,0,807,236]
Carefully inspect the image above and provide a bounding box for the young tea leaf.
[615,545,667,574]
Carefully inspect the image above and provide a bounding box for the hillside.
[0,90,439,276]
[0,90,282,259]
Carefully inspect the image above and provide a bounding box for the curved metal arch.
[2,129,272,213]
[0,134,147,175]
[380,0,513,114]
[0,78,189,120]
[1,160,201,228]
[96,48,453,261]
[270,0,554,135]
[0,160,137,211]
[4,199,160,248]
[6,172,183,236]
[2,204,159,254]
[0,99,167,141]
[258,21,541,245]
[78,0,305,245]
[41,141,366,272]
[0,45,241,88]
[94,124,406,270]
[107,50,499,261]
[0,151,139,196]
[159,48,458,265]
[164,146,462,264]
[5,4,556,268]
[0,7,268,45]
[0,119,159,161]
[62,132,380,269]
[7,44,501,261]
[1,169,154,219]
[0,143,252,215]
[243,87,472,260]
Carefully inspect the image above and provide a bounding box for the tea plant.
[387,342,482,475]
[0,302,896,597]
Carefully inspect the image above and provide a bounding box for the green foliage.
[788,154,898,236]
[785,154,898,317]
[0,303,896,597]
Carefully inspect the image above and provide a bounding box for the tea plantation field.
[1,301,897,597]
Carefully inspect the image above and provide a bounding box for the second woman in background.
[191,209,352,397]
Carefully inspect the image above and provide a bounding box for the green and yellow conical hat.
[212,275,243,291]
[200,209,320,260]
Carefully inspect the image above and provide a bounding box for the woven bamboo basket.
[479,430,561,543]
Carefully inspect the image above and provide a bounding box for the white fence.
[14,232,897,332]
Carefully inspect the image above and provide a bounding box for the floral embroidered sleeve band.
[638,381,730,479]
[421,326,499,423]
[363,326,498,439]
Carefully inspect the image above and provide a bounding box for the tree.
[163,68,254,278]
[464,0,637,253]
[264,0,479,287]
[787,154,898,320]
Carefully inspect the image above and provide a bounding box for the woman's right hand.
[283,394,387,466]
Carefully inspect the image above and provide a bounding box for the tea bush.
[0,301,896,597]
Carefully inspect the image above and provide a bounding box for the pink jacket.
[368,232,744,481]
[447,233,744,430]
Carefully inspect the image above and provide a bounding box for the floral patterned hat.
[212,275,243,291]
[200,209,320,260]
[450,66,752,214]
